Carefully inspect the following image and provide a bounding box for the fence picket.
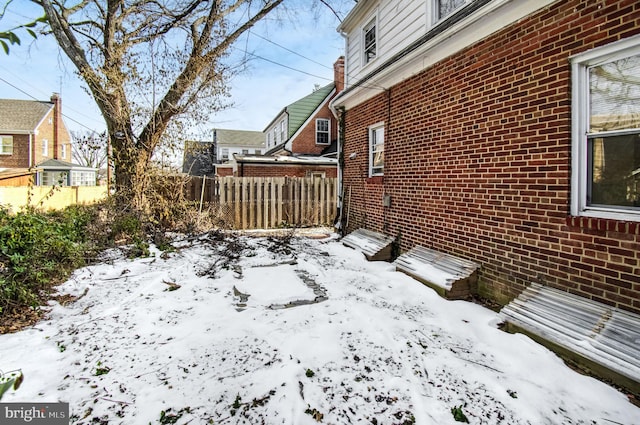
[185,176,336,230]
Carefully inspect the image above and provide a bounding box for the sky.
[0,1,352,139]
[1,231,638,424]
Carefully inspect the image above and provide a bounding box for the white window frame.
[369,122,385,177]
[362,14,377,66]
[432,0,470,25]
[61,143,67,159]
[221,148,229,160]
[42,139,49,156]
[316,118,330,145]
[0,135,13,155]
[280,120,286,142]
[570,35,640,222]
[71,170,94,186]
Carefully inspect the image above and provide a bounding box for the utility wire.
[0,75,104,134]
[249,31,334,71]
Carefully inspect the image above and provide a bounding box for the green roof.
[286,83,335,138]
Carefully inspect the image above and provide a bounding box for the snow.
[1,232,638,424]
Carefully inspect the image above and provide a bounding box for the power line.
[249,31,334,71]
[0,75,103,134]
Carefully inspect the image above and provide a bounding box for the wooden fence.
[185,176,338,229]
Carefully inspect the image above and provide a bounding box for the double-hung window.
[0,136,13,155]
[363,17,377,65]
[369,123,384,176]
[316,119,330,145]
[42,139,49,157]
[571,35,640,220]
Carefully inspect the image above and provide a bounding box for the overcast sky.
[0,2,351,140]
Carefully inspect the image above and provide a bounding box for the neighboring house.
[233,57,344,178]
[332,1,640,314]
[182,129,264,177]
[0,93,97,186]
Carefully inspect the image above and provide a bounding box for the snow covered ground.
[1,231,638,424]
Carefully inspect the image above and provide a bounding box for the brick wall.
[239,163,337,178]
[291,102,338,155]
[0,134,30,168]
[342,0,640,313]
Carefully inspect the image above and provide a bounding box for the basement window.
[571,35,640,221]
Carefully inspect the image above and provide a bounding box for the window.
[42,171,68,186]
[221,148,229,160]
[369,123,384,176]
[571,35,640,220]
[71,171,94,186]
[434,0,468,22]
[363,17,377,65]
[42,139,49,156]
[0,136,13,155]
[61,144,67,159]
[242,149,249,155]
[255,149,262,155]
[267,133,272,148]
[280,121,286,142]
[308,171,326,179]
[316,119,330,145]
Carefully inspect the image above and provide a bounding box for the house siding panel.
[342,0,640,313]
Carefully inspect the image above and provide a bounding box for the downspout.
[329,31,348,232]
[28,132,33,168]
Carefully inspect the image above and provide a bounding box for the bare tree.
[31,0,285,212]
[72,131,108,169]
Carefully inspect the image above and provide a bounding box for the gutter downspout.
[28,132,33,168]
[329,31,348,232]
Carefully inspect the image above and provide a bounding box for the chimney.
[333,56,345,93]
[51,93,61,160]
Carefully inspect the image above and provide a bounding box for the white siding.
[344,0,426,87]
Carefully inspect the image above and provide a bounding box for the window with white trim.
[433,0,472,23]
[61,144,67,159]
[0,135,13,155]
[42,139,49,156]
[316,118,330,145]
[280,120,286,142]
[369,123,384,176]
[71,171,94,186]
[571,36,640,220]
[221,148,229,160]
[363,17,377,65]
[42,171,68,186]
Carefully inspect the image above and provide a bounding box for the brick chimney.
[334,56,345,93]
[51,93,61,159]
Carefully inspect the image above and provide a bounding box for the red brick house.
[0,93,97,186]
[332,0,640,313]
[233,57,344,178]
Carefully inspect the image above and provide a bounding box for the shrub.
[0,206,97,315]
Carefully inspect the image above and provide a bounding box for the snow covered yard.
[1,231,638,425]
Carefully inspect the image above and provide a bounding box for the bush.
[0,205,98,315]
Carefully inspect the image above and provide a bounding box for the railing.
[185,176,338,229]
